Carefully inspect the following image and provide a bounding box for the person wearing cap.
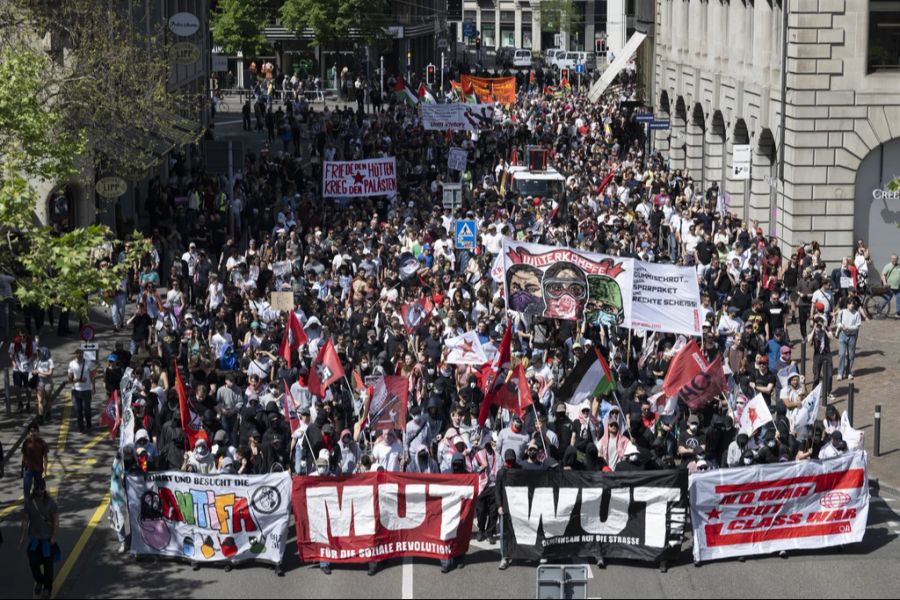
[19,476,58,598]
[551,402,574,457]
[133,428,158,470]
[184,433,215,473]
[67,348,96,434]
[521,439,546,470]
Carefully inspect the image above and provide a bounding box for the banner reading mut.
[126,471,291,564]
[502,239,634,324]
[501,469,689,562]
[690,451,869,563]
[322,157,397,197]
[293,472,479,562]
[422,103,495,131]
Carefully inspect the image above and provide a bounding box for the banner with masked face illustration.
[501,239,634,325]
[126,471,292,564]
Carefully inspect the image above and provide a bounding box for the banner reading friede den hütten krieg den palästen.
[127,471,292,564]
[322,157,397,198]
[630,262,703,336]
[690,451,869,563]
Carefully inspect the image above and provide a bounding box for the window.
[464,10,477,22]
[523,29,533,49]
[501,27,516,47]
[500,10,516,22]
[868,0,900,73]
[482,24,495,47]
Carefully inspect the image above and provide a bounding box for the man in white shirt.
[372,429,403,471]
[835,298,862,380]
[67,349,95,433]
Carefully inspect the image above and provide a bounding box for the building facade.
[653,0,900,267]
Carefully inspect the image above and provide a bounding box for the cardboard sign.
[270,292,295,312]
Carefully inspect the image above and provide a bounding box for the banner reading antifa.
[322,157,398,198]
[293,472,479,563]
[690,451,870,563]
[126,471,292,564]
[500,469,689,562]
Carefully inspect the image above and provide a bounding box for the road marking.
[215,119,245,126]
[78,432,108,454]
[52,490,110,599]
[0,497,22,519]
[469,539,498,551]
[402,557,414,599]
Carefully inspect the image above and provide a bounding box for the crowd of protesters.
[10,67,898,583]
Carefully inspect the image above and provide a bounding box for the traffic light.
[426,63,436,86]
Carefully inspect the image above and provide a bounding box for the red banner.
[293,472,479,563]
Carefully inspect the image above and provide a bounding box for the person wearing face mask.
[727,433,751,468]
[495,448,520,571]
[185,435,215,473]
[677,415,706,464]
[458,374,484,407]
[497,415,530,466]
[338,429,360,474]
[20,478,59,599]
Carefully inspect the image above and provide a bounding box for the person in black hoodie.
[234,405,267,449]
[495,449,520,570]
[159,426,186,470]
[551,402,574,459]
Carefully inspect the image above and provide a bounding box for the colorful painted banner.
[126,472,292,564]
[322,157,397,198]
[502,239,634,324]
[460,75,517,104]
[293,472,479,562]
[421,103,496,131]
[689,451,869,563]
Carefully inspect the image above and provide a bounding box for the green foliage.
[888,178,899,193]
[537,0,582,35]
[280,0,389,46]
[211,0,270,57]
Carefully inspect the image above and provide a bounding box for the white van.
[557,51,598,72]
[507,165,566,198]
[512,49,533,68]
[543,48,565,68]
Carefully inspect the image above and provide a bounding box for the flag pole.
[530,401,550,458]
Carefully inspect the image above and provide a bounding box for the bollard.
[847,383,855,427]
[875,404,882,458]
[800,342,807,378]
[4,367,9,417]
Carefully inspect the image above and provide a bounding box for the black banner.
[500,469,689,563]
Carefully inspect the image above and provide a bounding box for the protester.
[19,478,58,599]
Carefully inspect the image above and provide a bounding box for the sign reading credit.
[322,157,397,198]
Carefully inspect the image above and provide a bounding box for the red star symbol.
[748,407,758,426]
[352,172,365,185]
[706,508,722,520]
[460,339,475,355]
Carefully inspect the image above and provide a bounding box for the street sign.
[95,176,127,199]
[448,147,468,172]
[80,342,99,363]
[463,21,476,38]
[635,113,655,123]
[443,182,463,211]
[454,220,478,250]
[575,63,585,74]
[732,144,751,180]
[649,119,671,130]
[168,12,200,37]
[80,323,96,342]
[212,54,228,72]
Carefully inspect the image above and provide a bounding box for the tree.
[280,0,389,48]
[0,0,198,178]
[0,47,149,319]
[537,0,582,39]
[211,0,271,58]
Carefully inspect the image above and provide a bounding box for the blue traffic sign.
[649,119,671,130]
[575,63,585,74]
[463,21,476,38]
[455,219,477,250]
[635,113,655,123]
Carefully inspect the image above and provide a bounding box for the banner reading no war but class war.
[127,471,292,564]
[502,239,634,325]
[501,469,689,563]
[690,451,869,563]
[323,157,397,198]
[293,472,479,562]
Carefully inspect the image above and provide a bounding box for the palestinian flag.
[558,348,616,407]
[394,76,418,107]
[418,82,437,104]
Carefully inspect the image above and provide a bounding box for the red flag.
[352,369,366,392]
[492,364,533,418]
[478,322,513,426]
[307,340,345,398]
[662,339,707,398]
[367,375,409,431]
[401,297,434,334]
[279,311,308,369]
[100,389,120,440]
[174,361,203,449]
[678,354,728,411]
[282,381,300,433]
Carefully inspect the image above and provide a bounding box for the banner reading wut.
[126,472,291,564]
[502,239,634,324]
[293,472,479,562]
[322,157,397,197]
[690,451,869,563]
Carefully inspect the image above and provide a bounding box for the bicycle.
[214,89,229,113]
[863,285,892,319]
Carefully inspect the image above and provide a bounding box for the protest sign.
[323,158,397,197]
[422,104,496,131]
[630,262,703,336]
[270,291,294,312]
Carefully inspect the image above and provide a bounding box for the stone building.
[652,0,900,267]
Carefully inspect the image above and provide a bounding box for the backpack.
[218,343,237,371]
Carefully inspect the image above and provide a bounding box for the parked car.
[512,49,533,68]
[555,51,598,72]
[543,48,566,69]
